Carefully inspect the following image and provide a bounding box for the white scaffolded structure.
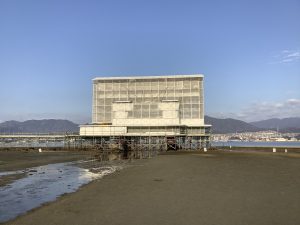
[80,74,211,152]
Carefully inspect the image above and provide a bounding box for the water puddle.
[0,161,121,223]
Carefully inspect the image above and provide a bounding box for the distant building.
[80,74,211,150]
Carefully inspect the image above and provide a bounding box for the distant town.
[212,130,300,142]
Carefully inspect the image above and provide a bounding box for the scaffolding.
[66,127,211,160]
[92,75,205,125]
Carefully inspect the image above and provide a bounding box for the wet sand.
[0,150,94,172]
[0,150,95,187]
[4,151,300,225]
[0,160,121,223]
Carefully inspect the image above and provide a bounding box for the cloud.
[286,98,300,105]
[271,50,300,64]
[237,99,300,122]
[208,98,300,122]
[206,112,239,120]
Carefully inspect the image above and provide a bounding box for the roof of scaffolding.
[93,74,204,81]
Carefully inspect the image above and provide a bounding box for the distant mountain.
[0,119,79,133]
[250,118,300,131]
[205,116,300,133]
[205,116,261,134]
[1,117,299,134]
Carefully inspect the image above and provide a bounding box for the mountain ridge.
[0,119,79,133]
[250,117,300,130]
[204,116,261,134]
[0,117,299,134]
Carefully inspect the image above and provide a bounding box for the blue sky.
[0,0,299,123]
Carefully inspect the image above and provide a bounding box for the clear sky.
[0,0,299,123]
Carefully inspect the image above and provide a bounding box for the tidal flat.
[1,150,299,225]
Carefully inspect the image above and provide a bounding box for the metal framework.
[64,134,211,160]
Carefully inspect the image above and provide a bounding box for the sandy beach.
[2,151,299,225]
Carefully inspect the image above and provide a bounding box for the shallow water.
[0,161,119,223]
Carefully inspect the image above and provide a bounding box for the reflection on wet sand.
[0,160,123,223]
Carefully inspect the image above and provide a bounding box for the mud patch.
[0,173,26,187]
